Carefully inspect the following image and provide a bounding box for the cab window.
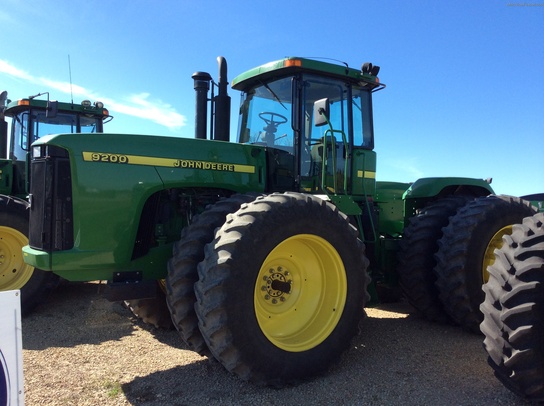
[237,77,293,152]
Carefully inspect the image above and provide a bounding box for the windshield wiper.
[260,81,287,110]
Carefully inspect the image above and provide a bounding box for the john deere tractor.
[0,91,111,313]
[21,57,537,384]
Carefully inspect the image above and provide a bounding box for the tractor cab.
[232,57,384,198]
[0,92,112,197]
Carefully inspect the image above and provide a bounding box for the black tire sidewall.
[462,202,536,314]
[0,197,58,314]
[218,195,366,380]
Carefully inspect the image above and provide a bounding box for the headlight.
[32,146,42,159]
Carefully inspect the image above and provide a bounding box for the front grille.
[29,146,74,251]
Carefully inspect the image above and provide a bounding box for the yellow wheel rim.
[482,225,513,283]
[0,226,35,290]
[158,279,166,293]
[254,234,347,352]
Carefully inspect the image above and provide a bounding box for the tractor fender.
[402,177,494,200]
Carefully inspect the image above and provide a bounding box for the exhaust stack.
[214,56,231,142]
[192,71,212,139]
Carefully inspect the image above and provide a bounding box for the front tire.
[194,192,370,385]
[0,196,59,315]
[480,213,544,401]
[434,195,536,332]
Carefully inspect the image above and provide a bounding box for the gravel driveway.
[21,282,526,405]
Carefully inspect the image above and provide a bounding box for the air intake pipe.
[192,71,212,139]
[213,56,231,142]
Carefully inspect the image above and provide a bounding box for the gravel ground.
[21,281,528,406]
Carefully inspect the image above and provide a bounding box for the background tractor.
[480,211,544,401]
[21,57,539,385]
[0,91,111,313]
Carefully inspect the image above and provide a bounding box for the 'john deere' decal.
[82,152,255,174]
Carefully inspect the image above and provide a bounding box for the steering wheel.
[259,112,288,131]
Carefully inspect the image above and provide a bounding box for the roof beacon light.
[94,101,104,109]
[81,100,92,107]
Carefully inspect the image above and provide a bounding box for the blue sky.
[1,0,542,196]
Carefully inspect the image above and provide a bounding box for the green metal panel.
[351,149,377,196]
[375,181,411,237]
[403,177,494,199]
[0,160,13,195]
[24,133,267,280]
[521,193,544,213]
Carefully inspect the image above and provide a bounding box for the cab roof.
[232,57,384,92]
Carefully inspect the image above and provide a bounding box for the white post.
[0,290,24,406]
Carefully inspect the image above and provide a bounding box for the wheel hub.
[260,266,292,304]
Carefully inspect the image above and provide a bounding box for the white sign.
[0,290,24,406]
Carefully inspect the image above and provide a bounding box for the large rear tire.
[480,213,544,401]
[166,194,258,354]
[194,192,370,385]
[434,195,536,332]
[0,196,59,315]
[397,196,469,322]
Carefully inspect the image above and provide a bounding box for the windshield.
[237,76,293,151]
[11,110,102,160]
[33,111,100,139]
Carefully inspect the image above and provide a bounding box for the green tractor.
[480,211,544,401]
[21,57,537,384]
[0,91,111,313]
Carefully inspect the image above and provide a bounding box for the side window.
[13,112,29,160]
[79,116,99,133]
[300,77,349,181]
[352,89,373,149]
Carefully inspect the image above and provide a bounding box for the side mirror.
[46,100,58,118]
[313,98,330,127]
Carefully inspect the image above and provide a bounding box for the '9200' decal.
[88,153,129,163]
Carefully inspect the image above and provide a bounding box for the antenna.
[68,54,74,104]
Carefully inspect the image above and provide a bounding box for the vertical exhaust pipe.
[192,71,212,139]
[0,91,8,159]
[213,56,231,142]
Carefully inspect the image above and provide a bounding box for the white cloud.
[0,60,33,81]
[39,78,88,97]
[0,59,186,130]
[108,93,186,129]
[382,157,425,182]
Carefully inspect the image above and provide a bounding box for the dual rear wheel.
[397,195,536,332]
[167,192,370,385]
